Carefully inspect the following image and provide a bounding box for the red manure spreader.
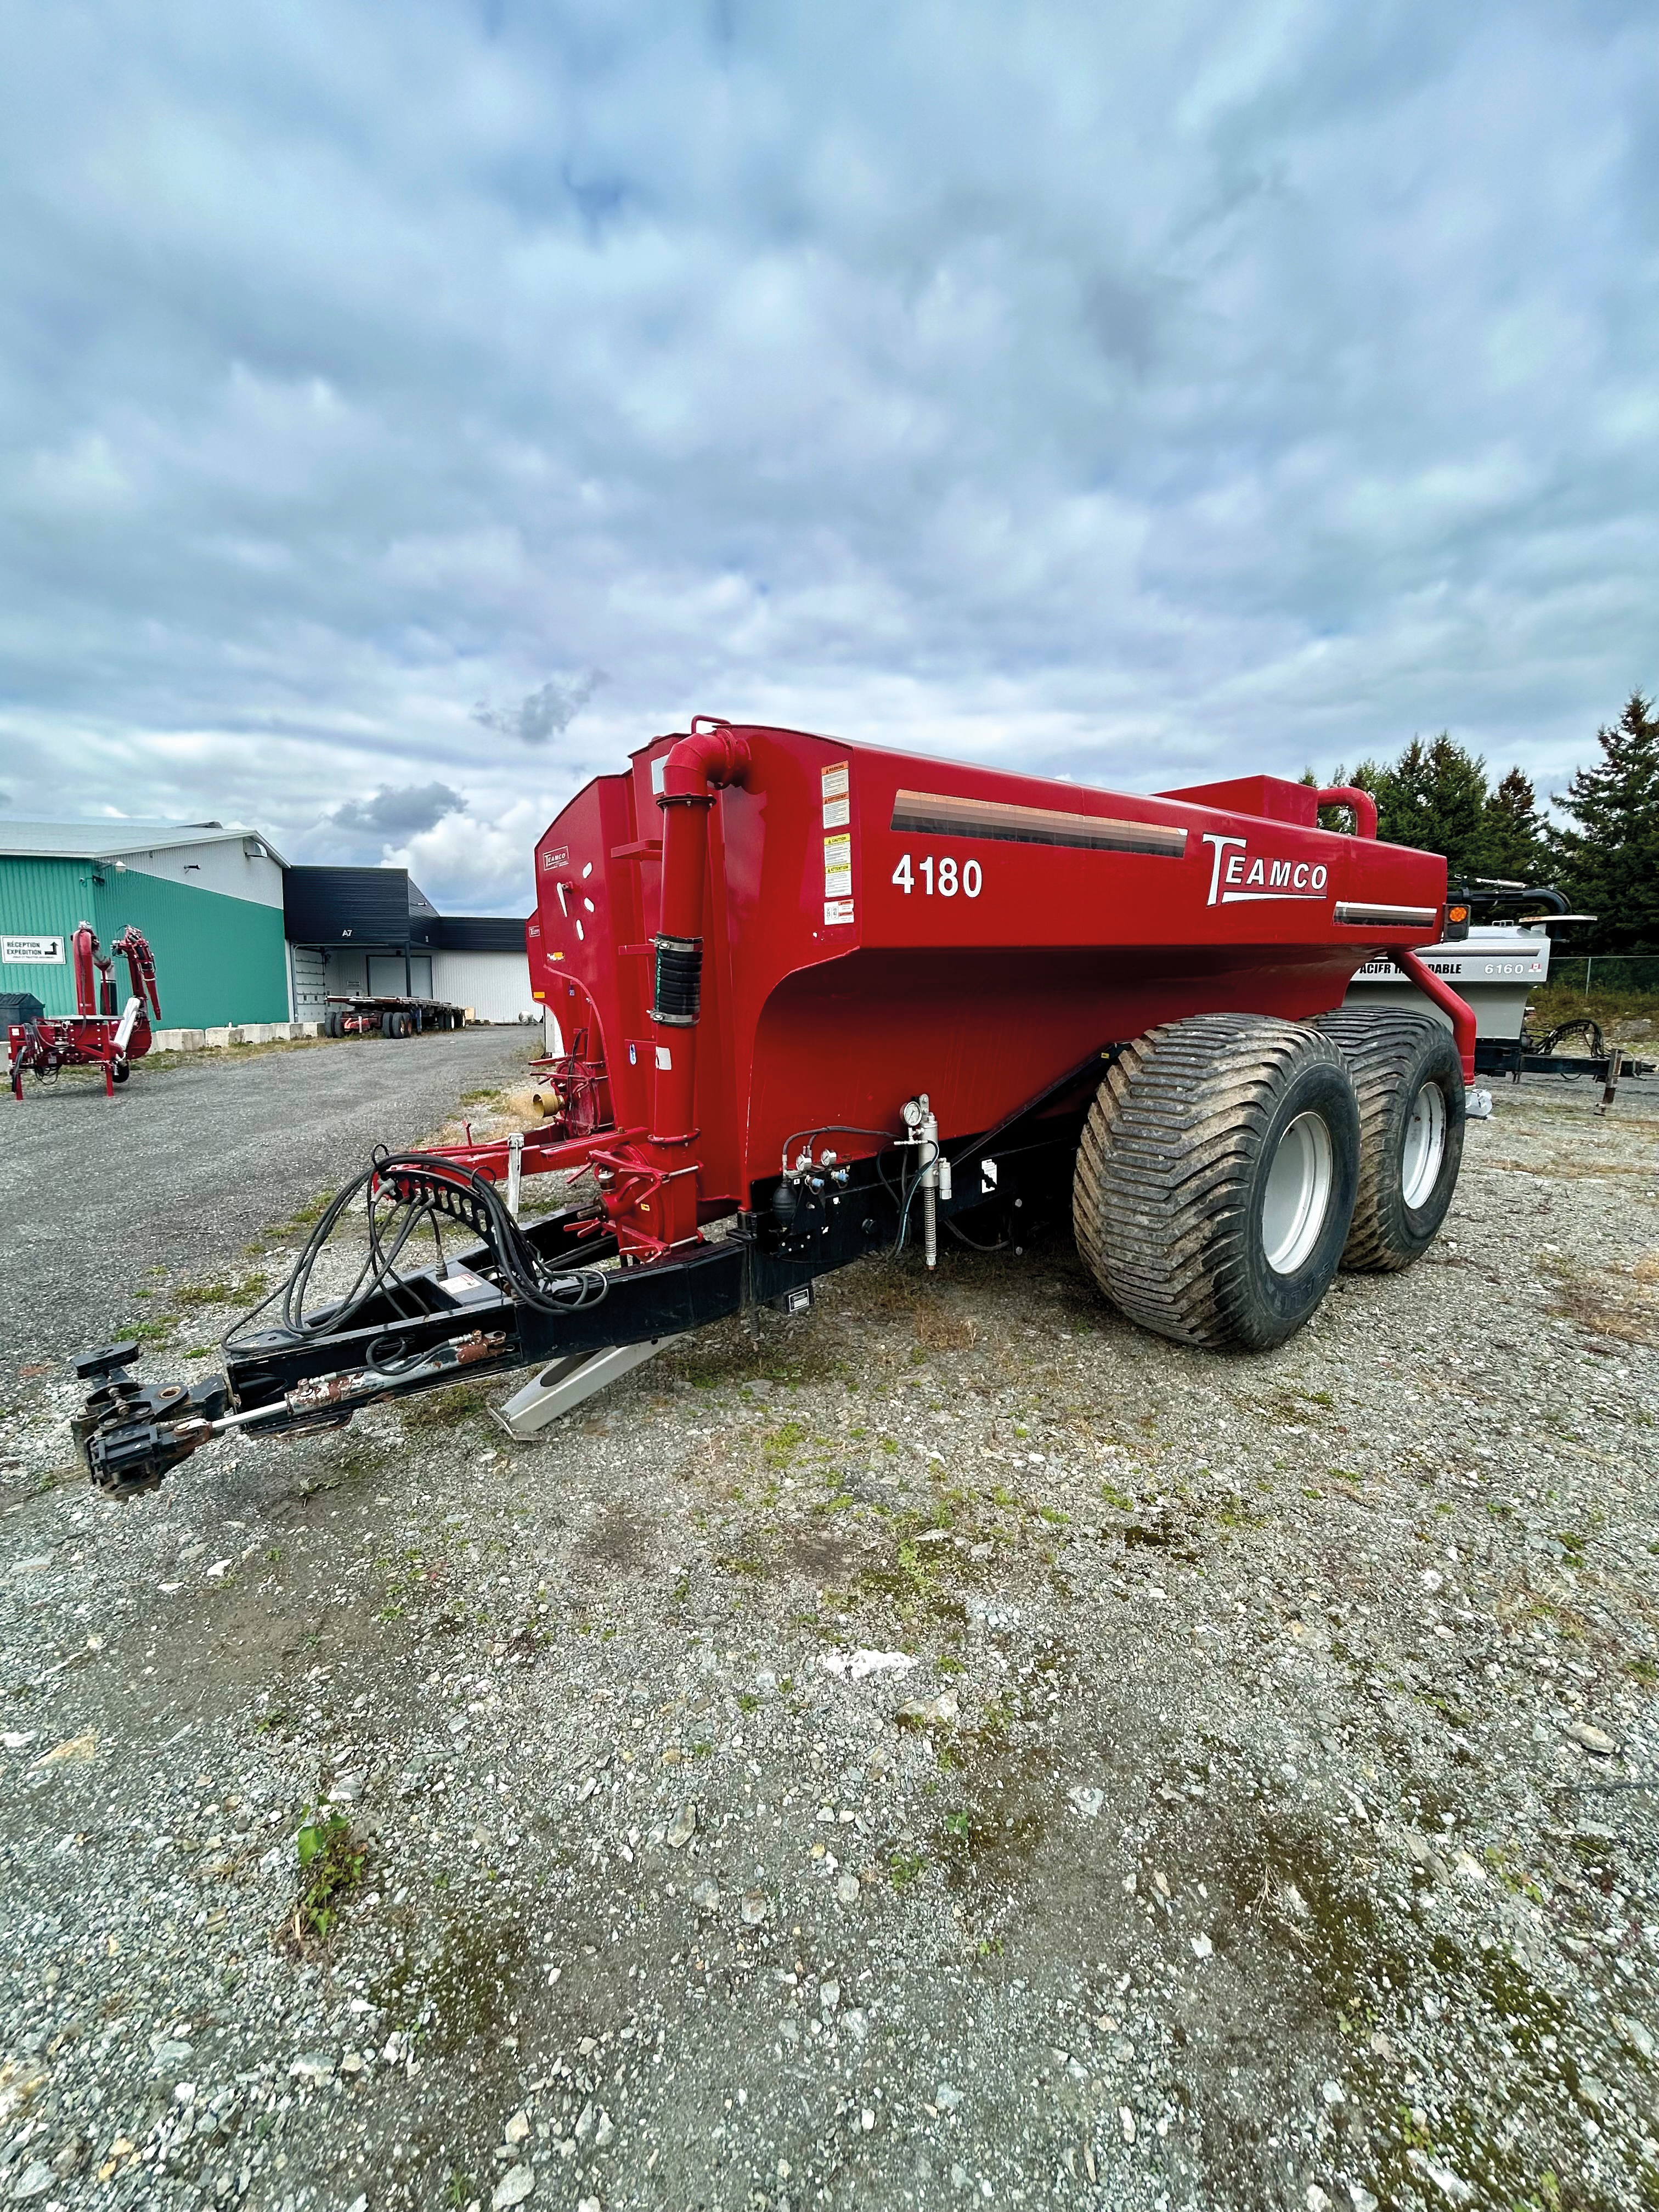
[75,720,1475,1494]
[9,921,160,1101]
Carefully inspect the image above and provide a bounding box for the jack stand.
[493,1335,684,1440]
[1600,1044,1624,1116]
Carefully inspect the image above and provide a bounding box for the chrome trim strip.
[891,789,1187,858]
[1333,901,1438,928]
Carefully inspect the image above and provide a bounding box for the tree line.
[1306,692,1659,955]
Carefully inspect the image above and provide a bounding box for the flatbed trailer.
[321,994,467,1039]
[77,718,1483,1496]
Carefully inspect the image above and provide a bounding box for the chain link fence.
[1545,955,1659,995]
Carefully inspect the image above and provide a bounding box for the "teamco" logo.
[1201,833,1329,907]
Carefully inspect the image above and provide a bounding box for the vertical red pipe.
[71,923,98,1018]
[648,723,751,1149]
[1392,946,1476,1085]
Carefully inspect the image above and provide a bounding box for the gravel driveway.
[0,1070,1655,2212]
[0,1029,539,1390]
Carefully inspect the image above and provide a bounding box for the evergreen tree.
[1310,738,1555,886]
[1475,766,1553,884]
[1346,734,1490,876]
[1552,693,1659,953]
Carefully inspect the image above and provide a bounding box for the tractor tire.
[1313,1008,1465,1271]
[324,1011,340,1038]
[1073,1013,1360,1352]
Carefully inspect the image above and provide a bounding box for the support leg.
[492,1336,682,1440]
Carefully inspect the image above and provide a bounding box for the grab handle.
[1316,786,1378,838]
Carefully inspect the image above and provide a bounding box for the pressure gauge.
[901,1096,925,1130]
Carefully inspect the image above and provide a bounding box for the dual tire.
[1314,1009,1466,1272]
[1073,1008,1463,1352]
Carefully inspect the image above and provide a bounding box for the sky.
[1,1,1655,915]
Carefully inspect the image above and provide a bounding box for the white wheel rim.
[1400,1080,1447,1211]
[1261,1110,1335,1276]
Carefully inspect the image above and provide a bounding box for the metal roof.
[0,820,288,865]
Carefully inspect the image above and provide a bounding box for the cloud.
[0,0,1654,904]
[471,675,604,748]
[330,782,465,839]
[391,797,551,916]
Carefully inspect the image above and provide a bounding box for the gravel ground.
[1,1065,1656,2212]
[0,1029,539,1391]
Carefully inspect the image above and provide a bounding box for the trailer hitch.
[72,1342,232,1498]
[72,1328,511,1496]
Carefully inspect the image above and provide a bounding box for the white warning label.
[822,831,853,898]
[821,760,851,830]
[823,899,856,927]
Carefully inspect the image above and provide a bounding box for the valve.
[901,1093,944,1269]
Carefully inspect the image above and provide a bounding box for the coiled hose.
[224,1146,608,1363]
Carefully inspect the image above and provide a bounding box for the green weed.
[288,1811,368,1948]
[173,1274,266,1311]
[763,1419,808,1467]
[404,1380,493,1430]
[118,1318,173,1345]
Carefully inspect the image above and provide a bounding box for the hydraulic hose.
[225,1148,608,1355]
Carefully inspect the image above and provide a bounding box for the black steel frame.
[75,1051,1114,1492]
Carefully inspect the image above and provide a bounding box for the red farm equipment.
[9,922,160,1102]
[74,720,1477,1495]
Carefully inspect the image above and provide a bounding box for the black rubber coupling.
[652,935,703,1026]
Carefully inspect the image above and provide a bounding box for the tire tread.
[1314,1007,1464,1270]
[1073,1013,1346,1346]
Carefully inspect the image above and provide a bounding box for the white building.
[281,866,536,1024]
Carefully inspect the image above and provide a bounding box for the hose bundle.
[224,1147,607,1361]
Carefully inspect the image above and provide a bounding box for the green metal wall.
[0,855,288,1028]
[0,857,84,1016]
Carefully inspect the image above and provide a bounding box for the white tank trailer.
[1343,922,1551,1045]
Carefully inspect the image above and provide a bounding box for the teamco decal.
[1201,833,1328,907]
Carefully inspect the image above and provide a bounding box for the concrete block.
[298,1021,321,1038]
[204,1026,234,1048]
